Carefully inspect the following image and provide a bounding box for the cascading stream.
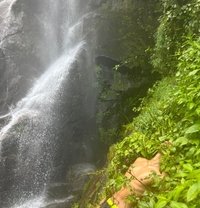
[0,41,85,143]
[0,0,96,207]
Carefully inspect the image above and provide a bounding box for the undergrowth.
[76,36,200,208]
[75,1,200,207]
[101,37,200,208]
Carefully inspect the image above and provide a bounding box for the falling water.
[0,42,85,143]
[0,0,96,207]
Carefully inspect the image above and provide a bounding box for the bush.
[152,0,200,75]
[104,37,200,207]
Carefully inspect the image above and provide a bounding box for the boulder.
[66,163,96,194]
[46,183,69,200]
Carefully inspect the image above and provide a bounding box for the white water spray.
[0,0,94,207]
[0,41,85,142]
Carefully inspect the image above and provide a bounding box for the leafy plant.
[100,37,200,207]
[152,0,200,75]
[76,2,200,208]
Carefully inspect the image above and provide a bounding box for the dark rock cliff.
[93,0,161,144]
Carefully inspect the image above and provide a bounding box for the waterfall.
[0,42,85,143]
[0,0,97,207]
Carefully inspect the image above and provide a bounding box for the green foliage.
[101,37,200,207]
[107,132,160,175]
[152,0,200,75]
[78,2,200,208]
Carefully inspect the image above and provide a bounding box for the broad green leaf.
[188,69,199,76]
[149,198,156,208]
[138,201,149,208]
[183,164,193,172]
[172,186,185,201]
[185,123,200,134]
[175,137,188,146]
[187,182,200,202]
[196,107,200,115]
[188,102,195,110]
[188,169,200,179]
[170,201,188,208]
[155,199,168,208]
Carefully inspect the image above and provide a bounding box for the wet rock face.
[0,2,89,111]
[0,49,6,109]
[91,0,161,145]
[0,0,98,113]
[45,163,95,208]
[89,0,107,8]
[0,0,44,112]
[95,54,160,144]
[46,183,69,200]
[0,48,5,74]
[94,0,160,65]
[49,50,99,182]
[66,163,96,194]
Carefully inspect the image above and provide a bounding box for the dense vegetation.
[105,37,200,208]
[74,0,200,207]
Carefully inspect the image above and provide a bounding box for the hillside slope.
[74,0,200,207]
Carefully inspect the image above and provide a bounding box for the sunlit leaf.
[187,182,200,202]
[175,137,188,146]
[155,199,168,208]
[188,69,199,76]
[185,123,200,134]
[172,185,185,201]
[170,201,188,208]
[183,164,193,172]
